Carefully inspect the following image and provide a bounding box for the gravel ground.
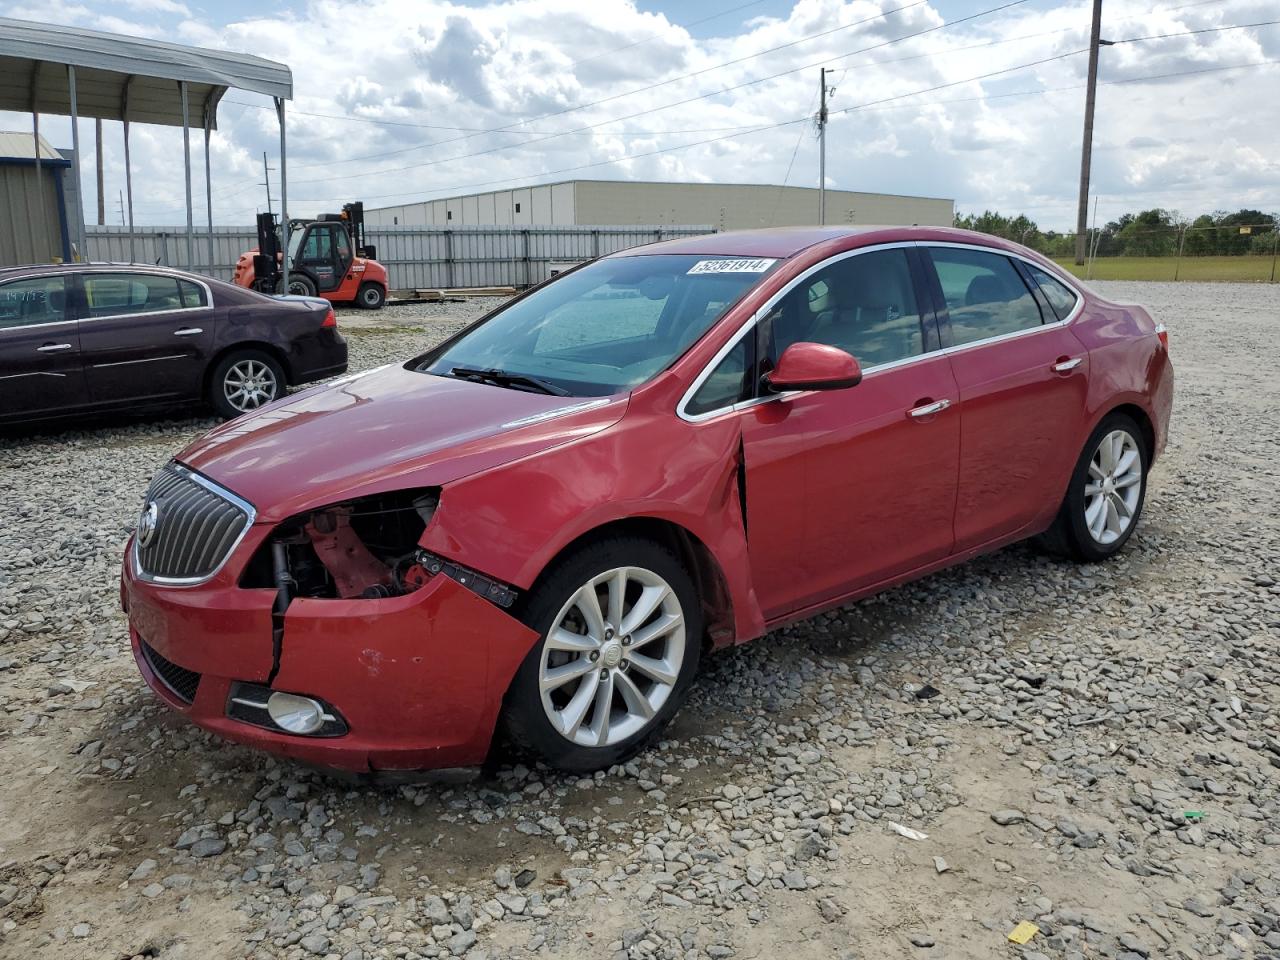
[0,282,1277,960]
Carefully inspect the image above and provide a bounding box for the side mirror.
[359,244,377,261]
[764,342,862,392]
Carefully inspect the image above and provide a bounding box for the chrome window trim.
[0,269,214,332]
[0,371,68,380]
[81,269,214,324]
[676,240,1084,424]
[132,462,257,588]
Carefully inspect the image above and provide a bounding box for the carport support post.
[30,62,40,191]
[203,99,215,276]
[276,96,290,294]
[67,66,83,262]
[180,81,194,269]
[123,78,135,264]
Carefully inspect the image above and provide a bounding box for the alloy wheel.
[1083,428,1143,544]
[223,359,279,412]
[539,566,686,748]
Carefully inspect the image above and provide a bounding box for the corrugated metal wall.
[82,224,713,288]
[0,163,67,266]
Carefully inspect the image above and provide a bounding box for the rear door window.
[1023,265,1079,321]
[926,247,1043,346]
[83,273,185,318]
[179,280,208,308]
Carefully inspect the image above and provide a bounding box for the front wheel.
[502,537,702,772]
[357,282,386,310]
[1039,412,1148,562]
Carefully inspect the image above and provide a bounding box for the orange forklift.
[233,202,390,309]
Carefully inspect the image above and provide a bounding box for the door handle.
[908,398,951,418]
[1052,357,1083,373]
[173,327,204,336]
[37,342,73,352]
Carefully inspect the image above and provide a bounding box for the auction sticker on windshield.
[687,258,776,274]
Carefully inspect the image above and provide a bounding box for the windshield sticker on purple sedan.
[687,258,776,275]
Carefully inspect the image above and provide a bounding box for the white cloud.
[1,0,1277,229]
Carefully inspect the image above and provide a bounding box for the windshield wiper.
[449,366,570,396]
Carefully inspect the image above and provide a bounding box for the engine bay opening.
[241,489,439,599]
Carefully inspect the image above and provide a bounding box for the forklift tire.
[276,274,317,297]
[357,282,386,310]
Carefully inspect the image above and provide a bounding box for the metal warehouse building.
[367,179,954,231]
[0,131,83,266]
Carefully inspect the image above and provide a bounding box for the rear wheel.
[275,273,317,297]
[357,282,385,310]
[209,349,285,419]
[1039,412,1148,562]
[502,537,702,771]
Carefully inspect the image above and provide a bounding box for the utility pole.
[95,117,105,225]
[116,189,125,226]
[1074,0,1113,264]
[818,67,833,225]
[261,151,275,216]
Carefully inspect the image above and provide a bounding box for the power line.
[289,47,1088,205]
[240,0,933,170]
[220,0,1245,181]
[281,0,1040,188]
[150,52,1277,219]
[566,0,771,68]
[1112,18,1280,43]
[285,53,1276,210]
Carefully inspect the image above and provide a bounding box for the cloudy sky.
[2,0,1277,229]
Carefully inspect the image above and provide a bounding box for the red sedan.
[120,226,1173,776]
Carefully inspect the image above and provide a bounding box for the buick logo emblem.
[138,501,160,548]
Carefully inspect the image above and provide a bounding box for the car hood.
[178,363,627,522]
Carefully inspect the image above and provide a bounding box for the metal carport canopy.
[0,17,294,280]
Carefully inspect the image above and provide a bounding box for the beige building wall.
[365,180,952,229]
[571,181,952,228]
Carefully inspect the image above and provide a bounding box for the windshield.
[287,229,303,260]
[418,254,777,397]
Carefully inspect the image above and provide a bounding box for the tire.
[502,537,703,772]
[275,273,317,297]
[1038,412,1148,562]
[208,349,286,419]
[357,282,386,310]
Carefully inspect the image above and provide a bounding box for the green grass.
[1053,256,1279,283]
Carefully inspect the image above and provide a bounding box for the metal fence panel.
[83,224,713,289]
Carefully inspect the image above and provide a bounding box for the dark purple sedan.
[0,263,347,425]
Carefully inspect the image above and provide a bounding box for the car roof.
[0,261,204,278]
[619,225,1030,260]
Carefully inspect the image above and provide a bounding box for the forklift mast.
[252,211,282,291]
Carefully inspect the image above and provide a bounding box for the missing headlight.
[240,488,440,598]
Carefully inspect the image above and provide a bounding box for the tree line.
[953,209,1280,258]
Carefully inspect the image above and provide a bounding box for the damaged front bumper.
[121,533,539,774]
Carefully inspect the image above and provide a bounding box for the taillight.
[1155,322,1168,350]
[322,307,337,328]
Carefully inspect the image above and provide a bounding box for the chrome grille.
[134,463,253,583]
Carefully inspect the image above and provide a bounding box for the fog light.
[266,692,326,734]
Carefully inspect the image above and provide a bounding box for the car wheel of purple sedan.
[210,349,285,419]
